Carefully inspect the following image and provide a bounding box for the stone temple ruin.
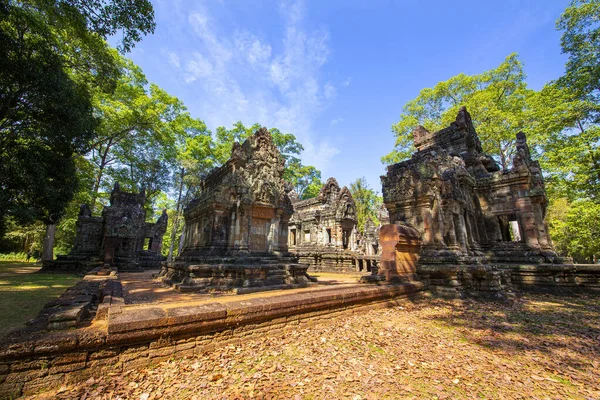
[4,110,600,399]
[158,127,311,292]
[44,183,168,271]
[287,178,381,273]
[380,107,569,297]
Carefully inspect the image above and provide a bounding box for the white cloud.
[185,52,213,81]
[330,117,344,127]
[324,83,336,100]
[165,0,339,174]
[342,77,351,87]
[168,52,180,68]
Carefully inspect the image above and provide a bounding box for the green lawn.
[0,262,79,338]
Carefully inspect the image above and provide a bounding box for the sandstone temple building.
[380,107,565,296]
[159,127,310,292]
[44,183,168,271]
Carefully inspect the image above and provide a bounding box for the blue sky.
[124,0,570,194]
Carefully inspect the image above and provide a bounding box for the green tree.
[557,0,600,106]
[0,2,96,236]
[165,118,214,261]
[283,160,322,200]
[0,0,155,256]
[548,197,600,263]
[349,178,381,233]
[546,0,600,200]
[88,57,198,212]
[383,54,535,169]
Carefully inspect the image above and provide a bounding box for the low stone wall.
[296,252,379,274]
[0,282,423,398]
[501,264,600,292]
[417,263,600,299]
[417,264,514,300]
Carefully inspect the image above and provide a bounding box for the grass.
[0,262,79,338]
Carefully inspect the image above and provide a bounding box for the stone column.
[238,205,251,253]
[432,199,445,247]
[421,206,434,246]
[532,203,549,249]
[445,211,458,250]
[271,215,281,252]
[517,199,540,249]
[456,213,468,253]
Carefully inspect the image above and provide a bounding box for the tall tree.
[349,178,381,233]
[557,0,600,106]
[88,57,196,212]
[0,0,155,244]
[383,54,535,169]
[0,2,95,237]
[166,118,214,261]
[547,0,600,200]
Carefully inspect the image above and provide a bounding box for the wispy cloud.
[330,117,344,127]
[165,0,339,173]
[342,77,351,87]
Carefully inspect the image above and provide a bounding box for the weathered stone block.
[52,352,87,366]
[48,361,86,374]
[148,346,175,359]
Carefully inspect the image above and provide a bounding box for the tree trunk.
[178,223,186,256]
[42,224,56,261]
[90,141,113,212]
[167,168,185,262]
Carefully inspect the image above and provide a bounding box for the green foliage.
[349,178,381,233]
[24,0,155,53]
[0,2,96,233]
[383,54,535,169]
[0,0,155,240]
[548,198,600,262]
[283,160,322,199]
[548,0,600,201]
[88,56,210,211]
[557,0,600,105]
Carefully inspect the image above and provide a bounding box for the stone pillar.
[532,203,550,249]
[445,211,459,250]
[271,215,281,252]
[432,199,445,247]
[238,205,251,253]
[421,206,434,246]
[517,199,540,249]
[457,213,468,253]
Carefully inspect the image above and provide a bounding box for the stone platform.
[0,270,423,398]
[158,255,312,293]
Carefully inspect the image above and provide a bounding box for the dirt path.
[30,292,600,399]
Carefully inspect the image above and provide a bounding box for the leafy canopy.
[383,54,534,169]
[349,178,381,233]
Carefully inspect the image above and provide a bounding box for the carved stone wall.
[177,128,293,258]
[44,183,168,271]
[159,128,310,291]
[381,107,565,297]
[288,178,378,273]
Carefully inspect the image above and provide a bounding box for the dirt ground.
[29,292,600,400]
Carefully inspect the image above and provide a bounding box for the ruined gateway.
[158,128,311,292]
[288,178,380,273]
[44,183,168,271]
[381,107,567,297]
